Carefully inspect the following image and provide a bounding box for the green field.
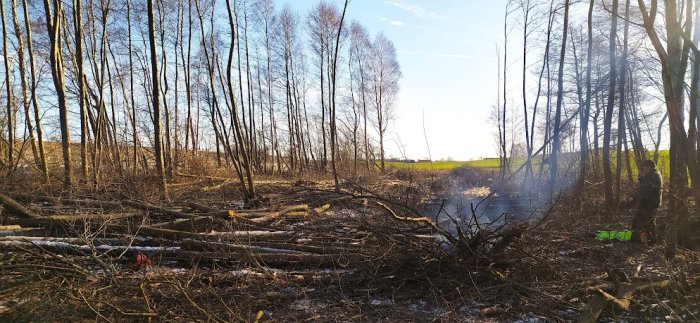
[385,150,671,174]
[386,158,500,170]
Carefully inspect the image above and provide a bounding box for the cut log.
[138,226,293,243]
[186,202,271,224]
[0,193,41,218]
[0,237,180,258]
[136,226,204,240]
[197,209,269,219]
[252,204,331,224]
[150,216,216,231]
[0,225,46,237]
[578,279,673,323]
[4,213,141,227]
[180,238,310,254]
[0,235,122,245]
[197,210,272,228]
[0,238,341,267]
[204,230,297,242]
[53,198,123,210]
[248,241,355,254]
[187,202,215,213]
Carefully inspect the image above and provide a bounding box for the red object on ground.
[130,253,152,271]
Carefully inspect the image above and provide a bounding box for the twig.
[102,301,158,317]
[78,288,114,323]
[171,279,225,323]
[376,201,457,245]
[140,282,153,317]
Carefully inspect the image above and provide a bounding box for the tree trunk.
[21,0,48,180]
[43,0,73,190]
[10,0,39,174]
[691,0,700,235]
[147,0,168,198]
[330,0,349,191]
[521,0,534,183]
[501,7,509,180]
[224,0,256,201]
[126,0,139,174]
[579,0,594,202]
[615,0,630,203]
[637,0,692,255]
[603,0,619,209]
[549,0,570,196]
[1,0,15,169]
[74,0,89,180]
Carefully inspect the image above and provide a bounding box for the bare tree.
[330,0,349,190]
[349,21,372,171]
[548,0,570,195]
[602,0,618,209]
[20,0,48,179]
[513,0,541,182]
[307,1,340,171]
[1,0,14,169]
[74,0,89,179]
[371,33,401,172]
[147,0,167,197]
[225,0,256,201]
[637,0,693,254]
[577,0,595,200]
[501,6,510,179]
[10,0,40,174]
[43,0,73,189]
[615,0,631,203]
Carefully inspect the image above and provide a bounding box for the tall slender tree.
[10,0,39,171]
[1,0,14,168]
[578,0,594,200]
[602,0,619,209]
[43,0,73,189]
[330,0,349,190]
[74,0,89,179]
[22,0,48,179]
[549,0,570,195]
[371,33,401,172]
[147,0,167,197]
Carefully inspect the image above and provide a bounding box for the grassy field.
[385,150,671,174]
[385,158,500,170]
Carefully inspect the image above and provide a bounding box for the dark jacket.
[637,170,662,209]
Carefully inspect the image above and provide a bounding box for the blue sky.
[280,0,507,160]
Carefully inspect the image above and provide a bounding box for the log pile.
[0,193,368,269]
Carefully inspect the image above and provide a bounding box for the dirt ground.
[0,167,698,322]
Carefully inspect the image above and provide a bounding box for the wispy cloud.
[380,17,405,27]
[385,0,439,19]
[399,50,472,59]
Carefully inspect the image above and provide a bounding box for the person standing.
[632,159,662,243]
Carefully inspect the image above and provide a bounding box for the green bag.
[616,230,632,241]
[595,230,632,241]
